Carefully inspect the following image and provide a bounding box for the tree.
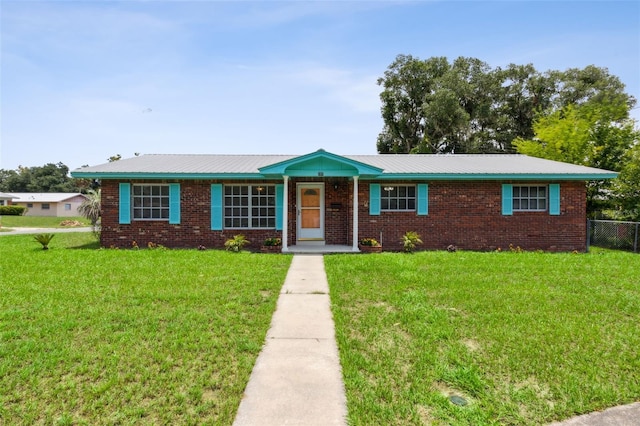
[0,169,19,192]
[513,98,639,214]
[377,55,450,153]
[376,55,635,155]
[78,189,101,226]
[0,162,87,193]
[612,143,640,221]
[78,189,101,238]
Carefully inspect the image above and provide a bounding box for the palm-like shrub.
[34,234,55,250]
[78,189,101,239]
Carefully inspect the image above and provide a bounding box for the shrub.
[225,234,250,252]
[359,237,380,247]
[34,234,55,250]
[263,237,282,246]
[0,206,26,216]
[402,231,423,253]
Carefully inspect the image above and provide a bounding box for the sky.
[1,0,639,171]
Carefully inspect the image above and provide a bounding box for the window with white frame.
[64,203,71,211]
[380,185,416,211]
[132,184,169,220]
[224,185,276,228]
[513,185,547,211]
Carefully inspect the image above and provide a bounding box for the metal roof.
[9,193,87,203]
[71,153,618,180]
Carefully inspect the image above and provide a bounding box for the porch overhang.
[258,149,383,178]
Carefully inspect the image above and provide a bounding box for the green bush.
[224,234,250,252]
[359,237,380,247]
[402,231,423,253]
[0,206,26,216]
[263,237,282,247]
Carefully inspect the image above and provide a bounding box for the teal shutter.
[502,184,513,216]
[275,184,284,230]
[119,183,131,224]
[417,184,428,215]
[169,183,180,224]
[211,184,223,230]
[369,184,380,216]
[549,184,560,215]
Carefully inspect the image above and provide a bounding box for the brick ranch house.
[71,150,617,252]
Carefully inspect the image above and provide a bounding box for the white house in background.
[0,192,15,206]
[9,193,87,217]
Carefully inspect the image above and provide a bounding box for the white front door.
[297,183,324,241]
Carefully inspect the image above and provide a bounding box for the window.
[224,185,276,228]
[0,200,4,206]
[64,203,71,211]
[27,203,33,208]
[513,185,547,211]
[132,184,169,220]
[41,203,50,210]
[380,185,416,211]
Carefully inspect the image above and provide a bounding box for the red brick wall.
[100,180,282,250]
[100,179,587,252]
[357,181,587,252]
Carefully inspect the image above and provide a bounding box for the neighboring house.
[71,150,617,252]
[0,192,15,207]
[9,193,88,217]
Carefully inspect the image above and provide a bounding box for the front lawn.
[0,233,292,425]
[325,250,640,425]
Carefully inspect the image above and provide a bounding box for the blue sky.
[1,0,639,171]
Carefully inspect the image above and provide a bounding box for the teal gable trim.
[369,184,380,216]
[119,183,131,224]
[549,184,560,215]
[502,184,513,216]
[259,149,383,177]
[169,183,180,224]
[275,184,284,230]
[417,184,428,215]
[211,184,223,230]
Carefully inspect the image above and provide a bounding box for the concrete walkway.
[233,254,348,426]
[0,226,92,235]
[549,402,640,426]
[235,253,638,426]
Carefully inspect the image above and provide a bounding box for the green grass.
[325,249,640,425]
[0,233,292,425]
[0,215,90,230]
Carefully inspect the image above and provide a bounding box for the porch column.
[352,176,359,251]
[282,175,289,252]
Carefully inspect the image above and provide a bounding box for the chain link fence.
[588,220,639,253]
